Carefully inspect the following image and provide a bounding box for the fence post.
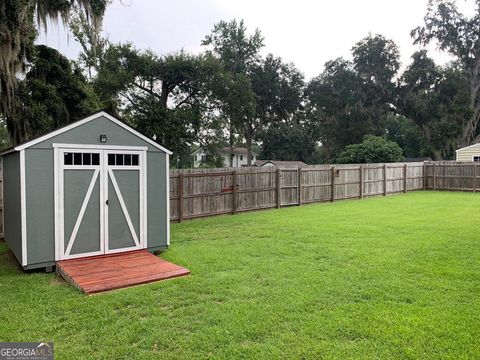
[423,163,427,190]
[383,164,387,196]
[433,163,436,190]
[297,167,302,206]
[232,170,237,214]
[359,166,363,199]
[276,168,281,208]
[331,166,335,202]
[474,164,477,193]
[178,173,184,222]
[404,164,408,193]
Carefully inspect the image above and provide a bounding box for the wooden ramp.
[56,250,190,294]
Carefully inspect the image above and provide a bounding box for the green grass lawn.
[0,192,479,359]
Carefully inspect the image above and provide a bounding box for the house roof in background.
[220,147,258,156]
[456,143,480,152]
[256,160,308,167]
[192,146,259,156]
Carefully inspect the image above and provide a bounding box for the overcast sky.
[38,0,475,79]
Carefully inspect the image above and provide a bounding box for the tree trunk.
[246,133,252,166]
[432,149,443,161]
[462,70,480,146]
[471,103,480,144]
[161,81,169,109]
[419,124,445,161]
[229,119,234,167]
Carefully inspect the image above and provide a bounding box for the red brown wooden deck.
[56,250,190,294]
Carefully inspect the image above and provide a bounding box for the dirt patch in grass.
[0,250,21,271]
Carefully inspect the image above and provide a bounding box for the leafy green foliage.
[305,35,401,162]
[203,21,307,166]
[251,54,305,122]
[353,34,400,92]
[352,35,399,133]
[202,19,264,75]
[397,51,471,159]
[305,58,366,160]
[2,2,478,166]
[18,45,101,138]
[0,118,11,150]
[202,19,264,165]
[69,7,109,79]
[0,0,107,143]
[95,44,227,167]
[237,54,305,165]
[195,146,225,168]
[335,135,404,164]
[385,114,426,158]
[259,122,319,163]
[412,0,480,146]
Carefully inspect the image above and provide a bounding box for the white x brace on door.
[54,145,147,260]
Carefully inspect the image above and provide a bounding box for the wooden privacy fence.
[169,162,425,222]
[2,161,479,235]
[423,161,480,192]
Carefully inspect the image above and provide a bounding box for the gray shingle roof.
[220,147,258,156]
[256,160,308,167]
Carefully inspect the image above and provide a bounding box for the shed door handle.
[106,200,109,206]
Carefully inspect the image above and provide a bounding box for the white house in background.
[192,147,258,168]
[456,143,480,161]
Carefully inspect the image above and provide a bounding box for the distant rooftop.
[256,160,308,167]
[219,147,258,156]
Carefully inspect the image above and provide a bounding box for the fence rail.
[423,161,480,192]
[169,162,426,222]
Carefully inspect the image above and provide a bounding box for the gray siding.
[25,148,55,265]
[147,152,168,248]
[31,115,158,151]
[3,152,22,263]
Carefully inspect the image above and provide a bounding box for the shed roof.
[0,111,172,155]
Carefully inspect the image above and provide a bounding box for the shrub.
[335,135,404,164]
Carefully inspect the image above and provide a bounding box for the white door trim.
[103,148,145,254]
[107,168,140,248]
[54,146,59,261]
[54,145,147,261]
[142,151,148,248]
[56,148,104,260]
[20,149,27,266]
[64,169,100,256]
[166,154,170,245]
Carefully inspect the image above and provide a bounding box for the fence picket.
[166,162,430,221]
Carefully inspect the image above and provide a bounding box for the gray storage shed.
[1,111,172,270]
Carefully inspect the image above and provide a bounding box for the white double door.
[55,146,147,260]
